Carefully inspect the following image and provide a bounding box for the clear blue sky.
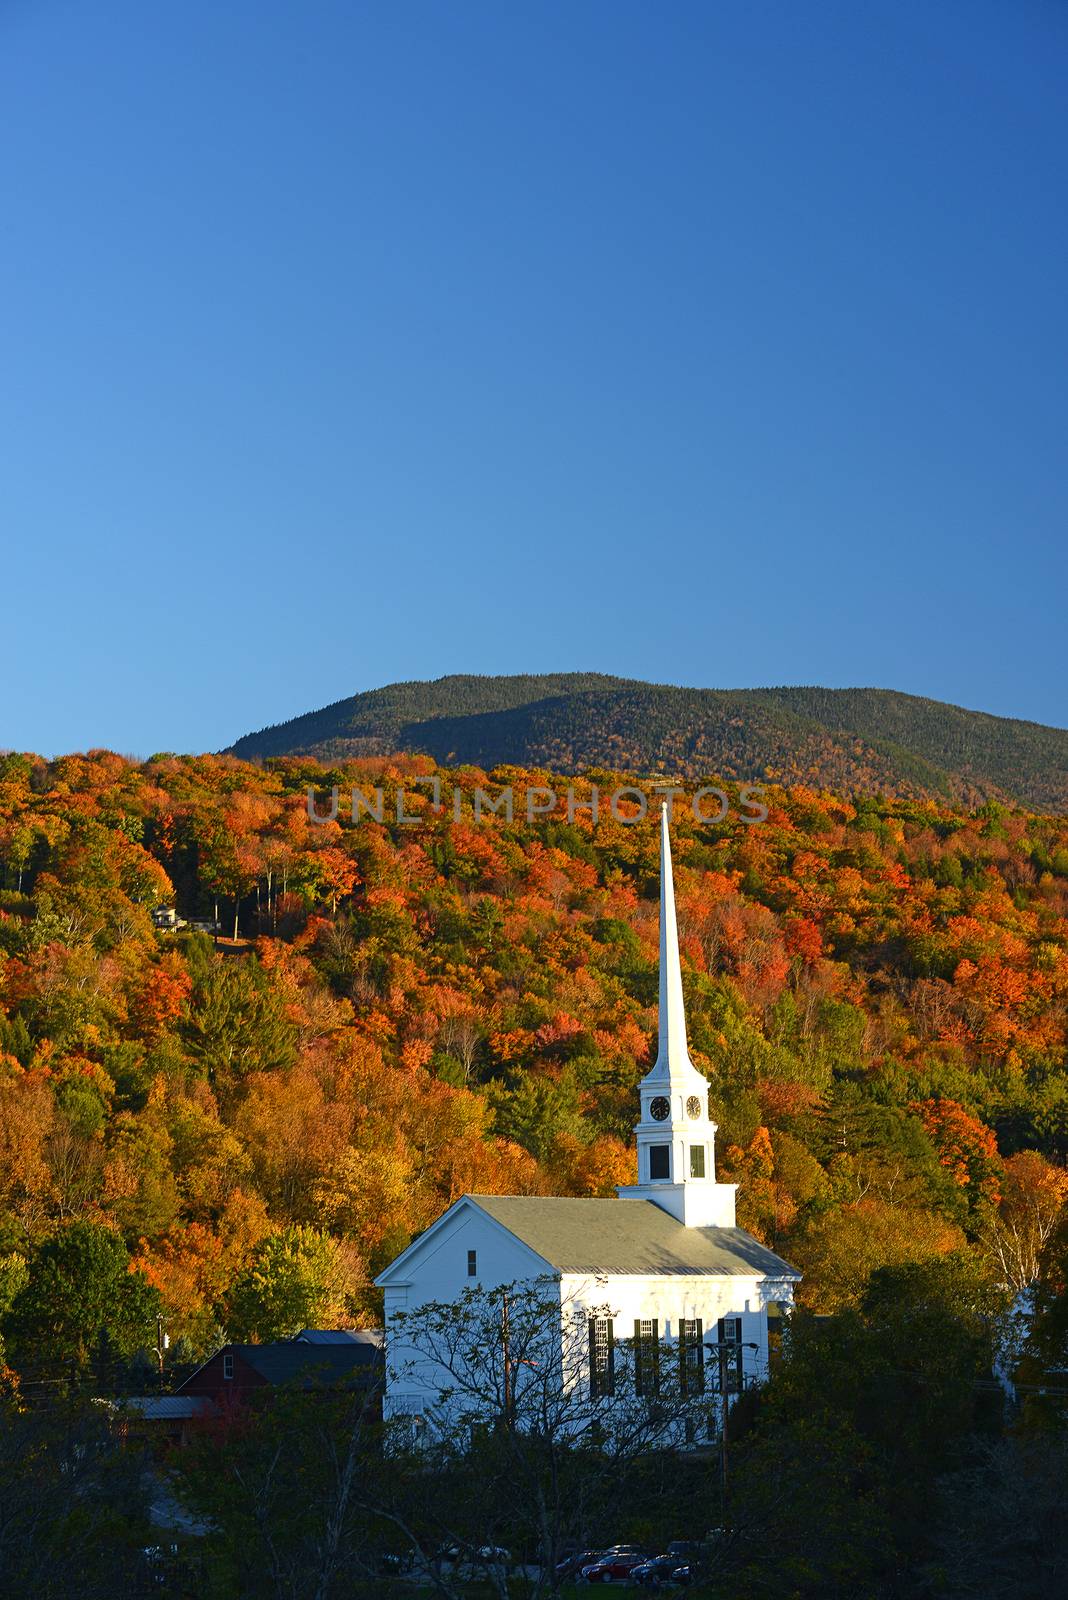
[2,0,1066,756]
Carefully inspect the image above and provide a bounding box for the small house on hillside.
[151,906,185,930]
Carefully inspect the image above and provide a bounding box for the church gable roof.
[373,1194,555,1287]
[468,1196,800,1279]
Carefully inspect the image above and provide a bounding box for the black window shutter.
[606,1319,615,1393]
[589,1317,598,1397]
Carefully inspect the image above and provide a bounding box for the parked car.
[672,1565,694,1586]
[631,1554,689,1587]
[557,1546,647,1582]
[582,1550,653,1582]
[555,1551,608,1582]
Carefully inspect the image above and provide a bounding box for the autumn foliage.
[1,747,1067,1366]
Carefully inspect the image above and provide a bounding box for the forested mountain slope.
[1,747,1067,1369]
[229,674,1068,812]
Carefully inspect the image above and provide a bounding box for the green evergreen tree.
[5,1220,160,1375]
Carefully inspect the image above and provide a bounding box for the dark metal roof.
[176,1340,382,1394]
[234,1343,381,1385]
[469,1196,800,1279]
[114,1396,216,1420]
[294,1328,384,1347]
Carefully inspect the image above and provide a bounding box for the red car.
[582,1551,652,1582]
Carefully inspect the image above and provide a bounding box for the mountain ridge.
[228,674,1068,812]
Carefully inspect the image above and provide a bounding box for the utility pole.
[155,1315,169,1387]
[707,1338,758,1522]
[501,1291,512,1431]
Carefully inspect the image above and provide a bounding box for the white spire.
[654,802,690,1078]
[617,804,737,1226]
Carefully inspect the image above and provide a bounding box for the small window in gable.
[467,1249,477,1278]
[223,1353,234,1380]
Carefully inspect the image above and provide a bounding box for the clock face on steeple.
[649,1096,671,1122]
[686,1094,703,1120]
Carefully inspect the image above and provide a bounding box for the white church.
[376,807,800,1432]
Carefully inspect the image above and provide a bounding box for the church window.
[589,1317,615,1398]
[633,1318,660,1396]
[649,1144,670,1180]
[716,1317,743,1394]
[467,1249,477,1277]
[392,1400,428,1444]
[689,1145,706,1178]
[679,1318,704,1395]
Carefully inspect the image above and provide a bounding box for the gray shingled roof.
[469,1196,799,1279]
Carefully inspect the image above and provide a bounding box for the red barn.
[176,1330,383,1411]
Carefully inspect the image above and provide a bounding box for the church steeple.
[617,806,737,1228]
[650,802,695,1082]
